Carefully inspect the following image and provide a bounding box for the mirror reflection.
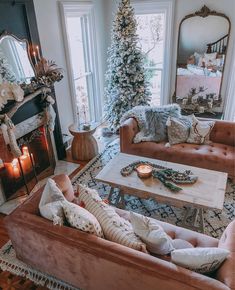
[175,9,230,117]
[0,34,35,84]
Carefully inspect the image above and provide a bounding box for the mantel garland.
[121,161,198,192]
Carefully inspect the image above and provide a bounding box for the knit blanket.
[120,104,181,143]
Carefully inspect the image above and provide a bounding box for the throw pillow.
[39,178,66,225]
[62,201,104,238]
[171,247,229,274]
[77,184,147,253]
[130,212,174,255]
[166,116,192,146]
[187,115,215,145]
[204,52,218,67]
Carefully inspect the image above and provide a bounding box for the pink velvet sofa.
[4,175,235,290]
[120,118,235,177]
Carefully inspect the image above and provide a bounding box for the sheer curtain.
[224,40,235,121]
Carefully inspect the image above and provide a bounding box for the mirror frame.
[0,30,36,83]
[173,5,231,109]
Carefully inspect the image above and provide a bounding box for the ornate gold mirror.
[0,31,35,84]
[174,6,231,117]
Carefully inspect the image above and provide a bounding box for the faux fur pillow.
[187,115,215,145]
[77,184,147,253]
[39,178,66,225]
[63,201,104,238]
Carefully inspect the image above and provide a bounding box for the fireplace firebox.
[0,124,55,201]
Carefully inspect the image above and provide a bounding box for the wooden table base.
[108,187,205,232]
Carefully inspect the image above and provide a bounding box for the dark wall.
[0,0,40,45]
[0,0,66,159]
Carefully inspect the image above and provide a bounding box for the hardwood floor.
[0,125,116,289]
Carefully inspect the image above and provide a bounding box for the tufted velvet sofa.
[4,175,235,290]
[120,118,235,177]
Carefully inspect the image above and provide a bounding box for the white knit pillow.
[77,184,147,253]
[62,201,104,238]
[39,178,66,225]
[130,211,174,255]
[171,248,229,274]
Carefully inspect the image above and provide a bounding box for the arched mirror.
[0,31,35,84]
[174,6,231,118]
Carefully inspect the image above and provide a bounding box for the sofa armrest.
[210,120,235,147]
[217,220,235,290]
[120,118,139,152]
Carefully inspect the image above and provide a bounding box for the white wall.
[33,0,106,136]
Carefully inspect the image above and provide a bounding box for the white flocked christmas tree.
[104,0,151,131]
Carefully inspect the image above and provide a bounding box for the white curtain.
[224,40,235,121]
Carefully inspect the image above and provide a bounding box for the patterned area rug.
[72,140,235,239]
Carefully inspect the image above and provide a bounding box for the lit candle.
[22,146,29,157]
[136,165,153,178]
[12,158,20,179]
[33,51,37,65]
[36,45,41,60]
[182,99,187,105]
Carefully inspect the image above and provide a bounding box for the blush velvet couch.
[4,175,235,290]
[120,118,235,177]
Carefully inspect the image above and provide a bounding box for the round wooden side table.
[69,124,98,161]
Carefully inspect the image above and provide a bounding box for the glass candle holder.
[136,164,153,179]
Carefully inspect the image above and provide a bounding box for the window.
[134,1,174,105]
[60,2,101,125]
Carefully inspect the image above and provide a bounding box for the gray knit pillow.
[166,116,192,146]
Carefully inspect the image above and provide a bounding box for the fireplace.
[0,113,56,203]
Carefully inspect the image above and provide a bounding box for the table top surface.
[69,123,98,134]
[95,153,228,210]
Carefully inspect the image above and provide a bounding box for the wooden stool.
[69,124,98,161]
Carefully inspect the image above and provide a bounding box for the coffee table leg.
[107,188,125,209]
[182,207,205,233]
[117,190,125,209]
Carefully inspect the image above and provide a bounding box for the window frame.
[59,1,102,125]
[133,0,175,105]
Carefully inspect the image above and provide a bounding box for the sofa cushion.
[187,115,215,145]
[127,141,234,176]
[63,201,104,238]
[171,247,229,274]
[77,185,147,253]
[39,178,66,225]
[130,211,174,255]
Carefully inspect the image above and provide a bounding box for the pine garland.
[104,0,151,131]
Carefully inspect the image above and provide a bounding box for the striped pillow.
[77,184,147,253]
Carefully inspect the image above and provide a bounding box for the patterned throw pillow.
[187,115,215,145]
[39,178,66,226]
[166,116,192,146]
[62,201,104,238]
[171,247,229,274]
[77,184,147,253]
[130,212,174,255]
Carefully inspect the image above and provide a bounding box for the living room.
[0,0,234,289]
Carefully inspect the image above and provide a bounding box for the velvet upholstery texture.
[4,174,235,290]
[120,118,235,177]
